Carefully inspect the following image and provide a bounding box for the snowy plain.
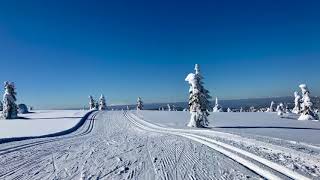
[0,110,319,179]
[0,110,88,139]
[139,111,320,145]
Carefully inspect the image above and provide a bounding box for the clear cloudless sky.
[0,0,320,109]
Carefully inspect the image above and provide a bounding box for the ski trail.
[125,111,311,180]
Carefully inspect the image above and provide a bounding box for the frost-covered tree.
[292,91,301,114]
[298,84,318,120]
[227,108,232,112]
[127,106,130,110]
[277,103,285,116]
[267,101,275,112]
[88,96,96,110]
[137,97,143,110]
[167,104,171,111]
[185,64,212,128]
[212,97,222,112]
[99,94,107,110]
[240,107,243,112]
[2,81,18,119]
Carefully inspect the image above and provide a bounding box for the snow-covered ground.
[0,110,88,139]
[139,111,320,145]
[0,110,319,179]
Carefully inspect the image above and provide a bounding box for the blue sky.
[0,0,319,109]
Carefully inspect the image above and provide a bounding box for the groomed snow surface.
[0,110,89,139]
[0,110,319,179]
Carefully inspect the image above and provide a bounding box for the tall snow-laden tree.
[185,64,212,128]
[298,84,319,120]
[137,97,143,110]
[89,96,96,110]
[2,81,18,119]
[99,94,107,110]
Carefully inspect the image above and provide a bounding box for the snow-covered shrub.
[298,84,318,120]
[137,97,143,110]
[185,64,212,128]
[2,81,18,119]
[99,94,107,110]
[18,104,29,114]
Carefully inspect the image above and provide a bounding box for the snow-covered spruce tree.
[137,97,143,110]
[267,101,275,112]
[167,104,171,111]
[2,81,18,119]
[99,94,107,111]
[298,84,318,120]
[88,96,96,110]
[127,106,130,110]
[240,107,243,112]
[277,103,285,116]
[212,97,222,112]
[292,91,301,114]
[227,108,232,112]
[185,64,212,128]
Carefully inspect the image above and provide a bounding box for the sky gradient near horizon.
[0,0,320,109]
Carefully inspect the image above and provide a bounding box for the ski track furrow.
[124,111,311,180]
[0,112,98,156]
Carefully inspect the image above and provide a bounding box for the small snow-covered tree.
[298,84,318,120]
[227,108,232,112]
[212,97,222,112]
[137,97,143,110]
[240,107,243,112]
[185,64,212,128]
[292,91,301,114]
[88,96,96,110]
[99,94,107,110]
[267,101,275,112]
[2,81,18,119]
[127,105,130,110]
[167,104,171,111]
[277,103,285,116]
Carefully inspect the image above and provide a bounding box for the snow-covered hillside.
[0,110,88,139]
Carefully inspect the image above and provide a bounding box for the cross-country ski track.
[0,110,318,180]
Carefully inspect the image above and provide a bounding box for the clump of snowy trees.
[185,64,212,128]
[137,97,143,110]
[2,81,18,119]
[99,94,107,110]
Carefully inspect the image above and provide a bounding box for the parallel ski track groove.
[124,111,311,180]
